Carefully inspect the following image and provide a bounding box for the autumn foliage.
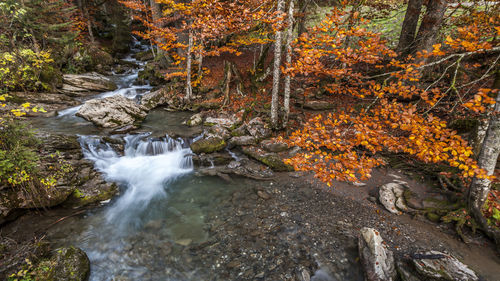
[281,4,498,186]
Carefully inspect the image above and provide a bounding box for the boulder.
[229,136,256,146]
[61,72,117,94]
[140,88,170,110]
[35,247,90,281]
[412,251,478,281]
[358,227,397,281]
[76,95,147,128]
[187,113,203,126]
[246,117,271,139]
[190,137,226,154]
[241,146,293,172]
[379,183,408,214]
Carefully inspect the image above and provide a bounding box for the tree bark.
[185,30,193,100]
[468,85,500,249]
[397,0,423,55]
[414,0,447,60]
[296,0,311,38]
[271,0,285,129]
[283,0,295,127]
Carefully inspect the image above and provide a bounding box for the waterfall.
[79,133,193,231]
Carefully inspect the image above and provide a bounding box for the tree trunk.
[223,61,232,106]
[414,0,447,60]
[468,88,500,249]
[475,71,500,156]
[185,30,193,100]
[297,0,311,38]
[397,0,423,55]
[271,0,285,129]
[283,0,295,127]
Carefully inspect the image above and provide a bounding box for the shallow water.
[47,133,242,280]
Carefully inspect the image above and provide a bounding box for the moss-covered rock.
[34,247,90,281]
[190,137,226,154]
[241,146,293,172]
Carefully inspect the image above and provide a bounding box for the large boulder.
[379,183,408,214]
[35,247,90,281]
[61,72,117,95]
[76,95,147,128]
[412,251,478,281]
[190,137,226,154]
[358,227,397,281]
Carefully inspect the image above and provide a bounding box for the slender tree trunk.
[223,61,232,106]
[185,30,193,100]
[283,0,295,127]
[296,0,311,38]
[271,0,285,129]
[468,76,500,249]
[475,71,500,155]
[414,0,447,60]
[397,0,423,55]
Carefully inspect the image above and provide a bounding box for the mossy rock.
[426,212,441,223]
[66,183,118,207]
[190,137,226,154]
[242,146,294,172]
[34,247,90,281]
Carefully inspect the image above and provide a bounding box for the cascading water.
[79,134,193,231]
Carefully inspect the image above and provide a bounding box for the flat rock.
[76,95,147,128]
[412,250,478,281]
[61,72,117,94]
[35,247,90,281]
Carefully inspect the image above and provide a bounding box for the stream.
[34,40,247,280]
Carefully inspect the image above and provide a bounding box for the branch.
[366,46,500,80]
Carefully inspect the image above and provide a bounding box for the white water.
[80,134,193,231]
[57,37,152,118]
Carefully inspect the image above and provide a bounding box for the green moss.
[190,137,226,154]
[426,212,441,222]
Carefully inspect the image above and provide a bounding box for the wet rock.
[261,139,289,153]
[379,183,408,214]
[229,136,256,146]
[358,227,397,281]
[303,101,335,110]
[140,88,171,110]
[246,117,271,139]
[206,125,231,140]
[60,72,117,95]
[76,95,147,128]
[242,146,293,172]
[111,124,138,135]
[190,137,226,154]
[193,152,234,167]
[412,250,478,281]
[65,179,118,208]
[35,246,90,281]
[187,113,203,126]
